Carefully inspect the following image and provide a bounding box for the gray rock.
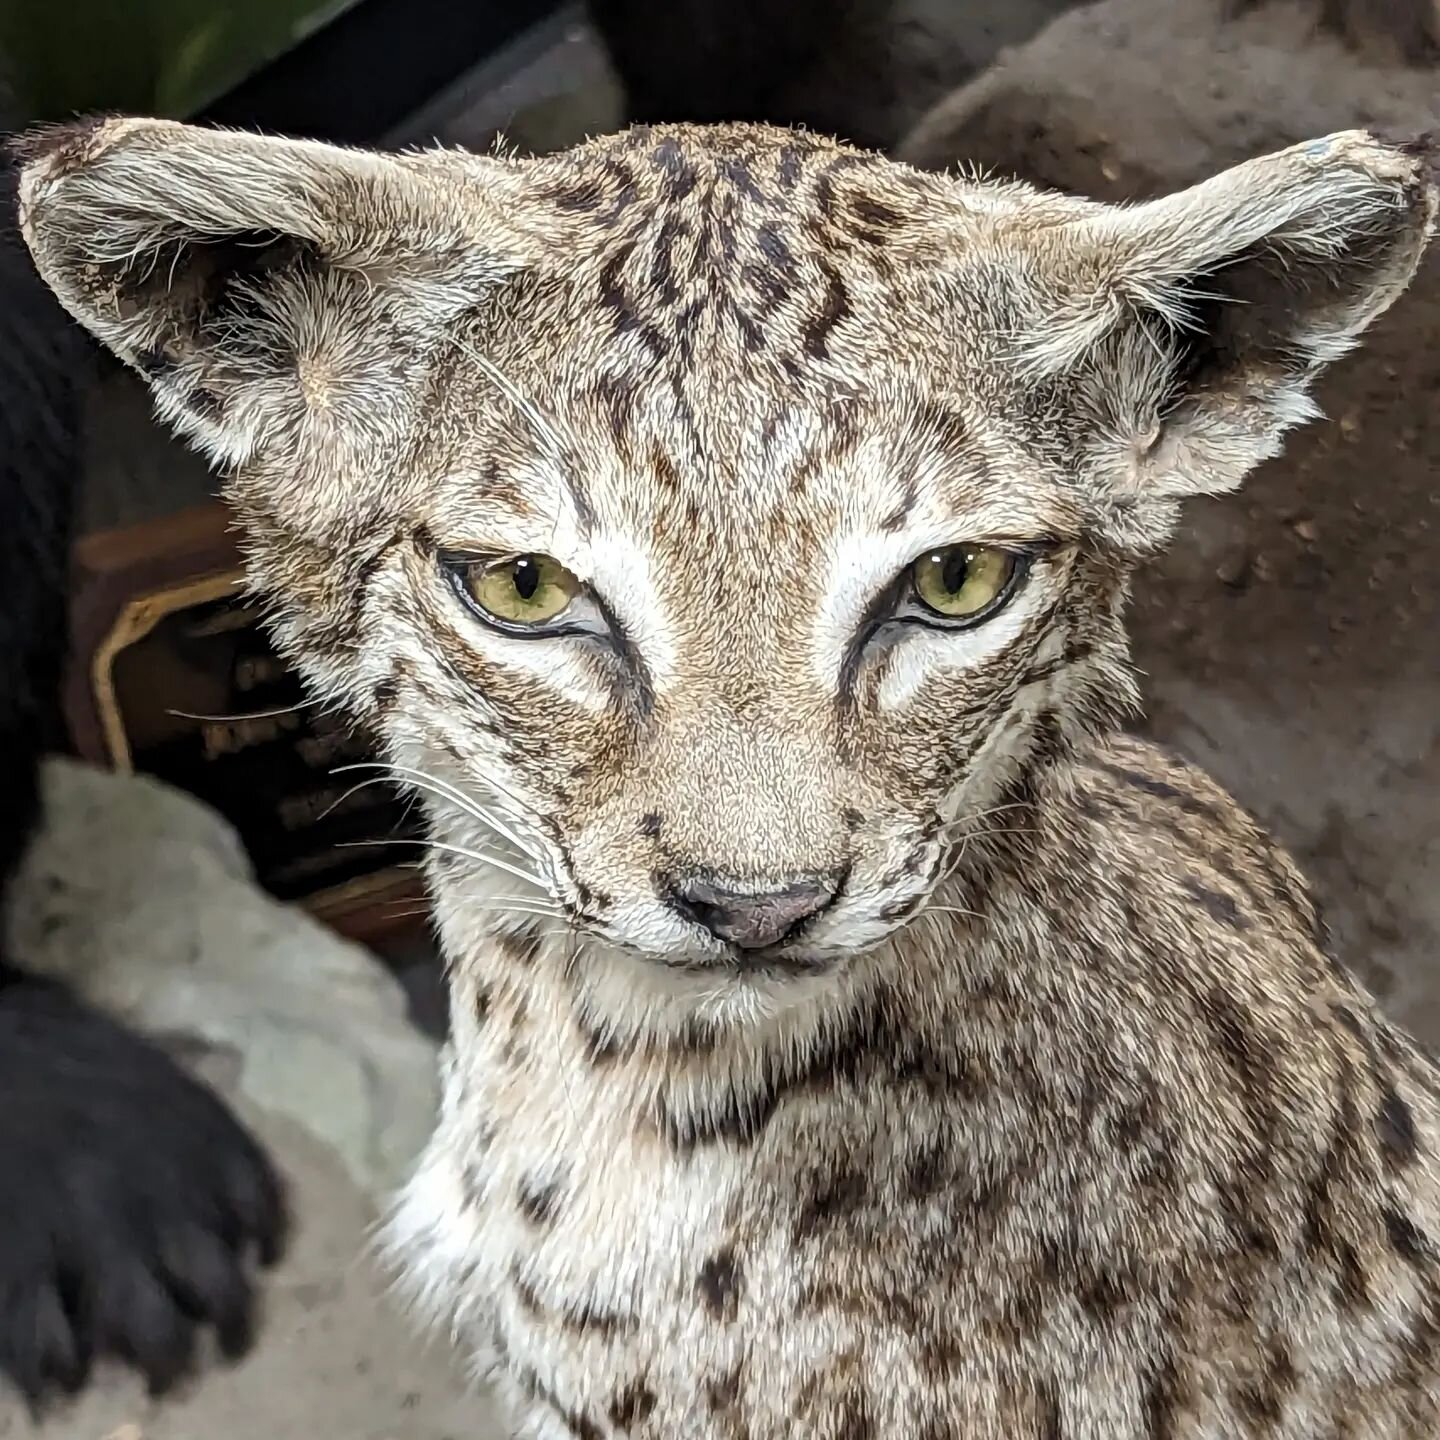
[899,0,1440,195]
[7,757,440,1201]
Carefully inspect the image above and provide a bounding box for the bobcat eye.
[910,545,1021,625]
[447,553,580,629]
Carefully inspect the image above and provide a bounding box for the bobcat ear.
[15,117,522,470]
[1024,131,1436,541]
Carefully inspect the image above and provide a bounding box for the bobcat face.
[363,242,1135,977]
[377,374,1113,977]
[331,256,1123,978]
[18,120,1434,1014]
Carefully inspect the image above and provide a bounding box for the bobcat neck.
[390,730,1440,1437]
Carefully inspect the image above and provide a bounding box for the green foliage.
[0,0,356,121]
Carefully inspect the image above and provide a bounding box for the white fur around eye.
[813,517,1053,700]
[586,530,679,692]
[466,627,615,711]
[812,529,929,686]
[420,519,676,707]
[876,564,1048,711]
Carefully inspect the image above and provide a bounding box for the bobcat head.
[17,120,1433,1038]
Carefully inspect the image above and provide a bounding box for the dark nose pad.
[665,874,839,950]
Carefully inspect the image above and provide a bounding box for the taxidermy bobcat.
[16,115,1440,1436]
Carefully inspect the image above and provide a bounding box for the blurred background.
[1,0,361,118]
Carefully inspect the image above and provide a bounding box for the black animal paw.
[0,964,289,1406]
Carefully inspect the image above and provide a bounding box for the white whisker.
[448,332,569,464]
[388,761,546,863]
[168,699,315,721]
[918,903,986,921]
[937,800,1032,836]
[335,760,548,868]
[336,836,549,892]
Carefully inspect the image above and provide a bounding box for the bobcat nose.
[665,874,839,950]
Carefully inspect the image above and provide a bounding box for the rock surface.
[588,0,1078,151]
[7,758,440,1200]
[900,0,1440,192]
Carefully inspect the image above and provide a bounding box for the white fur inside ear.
[17,119,522,485]
[1011,131,1435,520]
[149,373,263,470]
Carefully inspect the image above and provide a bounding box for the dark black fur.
[0,111,287,1407]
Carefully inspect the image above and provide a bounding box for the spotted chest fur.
[386,733,1440,1440]
[16,117,1440,1437]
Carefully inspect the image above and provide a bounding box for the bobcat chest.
[427,975,747,1373]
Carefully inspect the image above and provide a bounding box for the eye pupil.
[940,549,970,595]
[512,557,540,601]
[910,544,1021,625]
[450,550,581,630]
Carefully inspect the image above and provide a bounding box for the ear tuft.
[1370,128,1440,190]
[7,114,119,176]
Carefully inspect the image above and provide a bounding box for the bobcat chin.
[17,116,1440,1436]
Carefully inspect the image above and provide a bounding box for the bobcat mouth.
[665,949,840,980]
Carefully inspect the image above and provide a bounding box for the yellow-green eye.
[459,554,580,627]
[911,545,1019,622]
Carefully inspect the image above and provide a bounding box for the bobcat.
[15,117,1440,1436]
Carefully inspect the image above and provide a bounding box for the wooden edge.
[66,501,435,939]
[88,571,245,772]
[303,866,433,945]
[68,502,245,765]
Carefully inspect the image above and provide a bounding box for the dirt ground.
[1132,281,1440,1039]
